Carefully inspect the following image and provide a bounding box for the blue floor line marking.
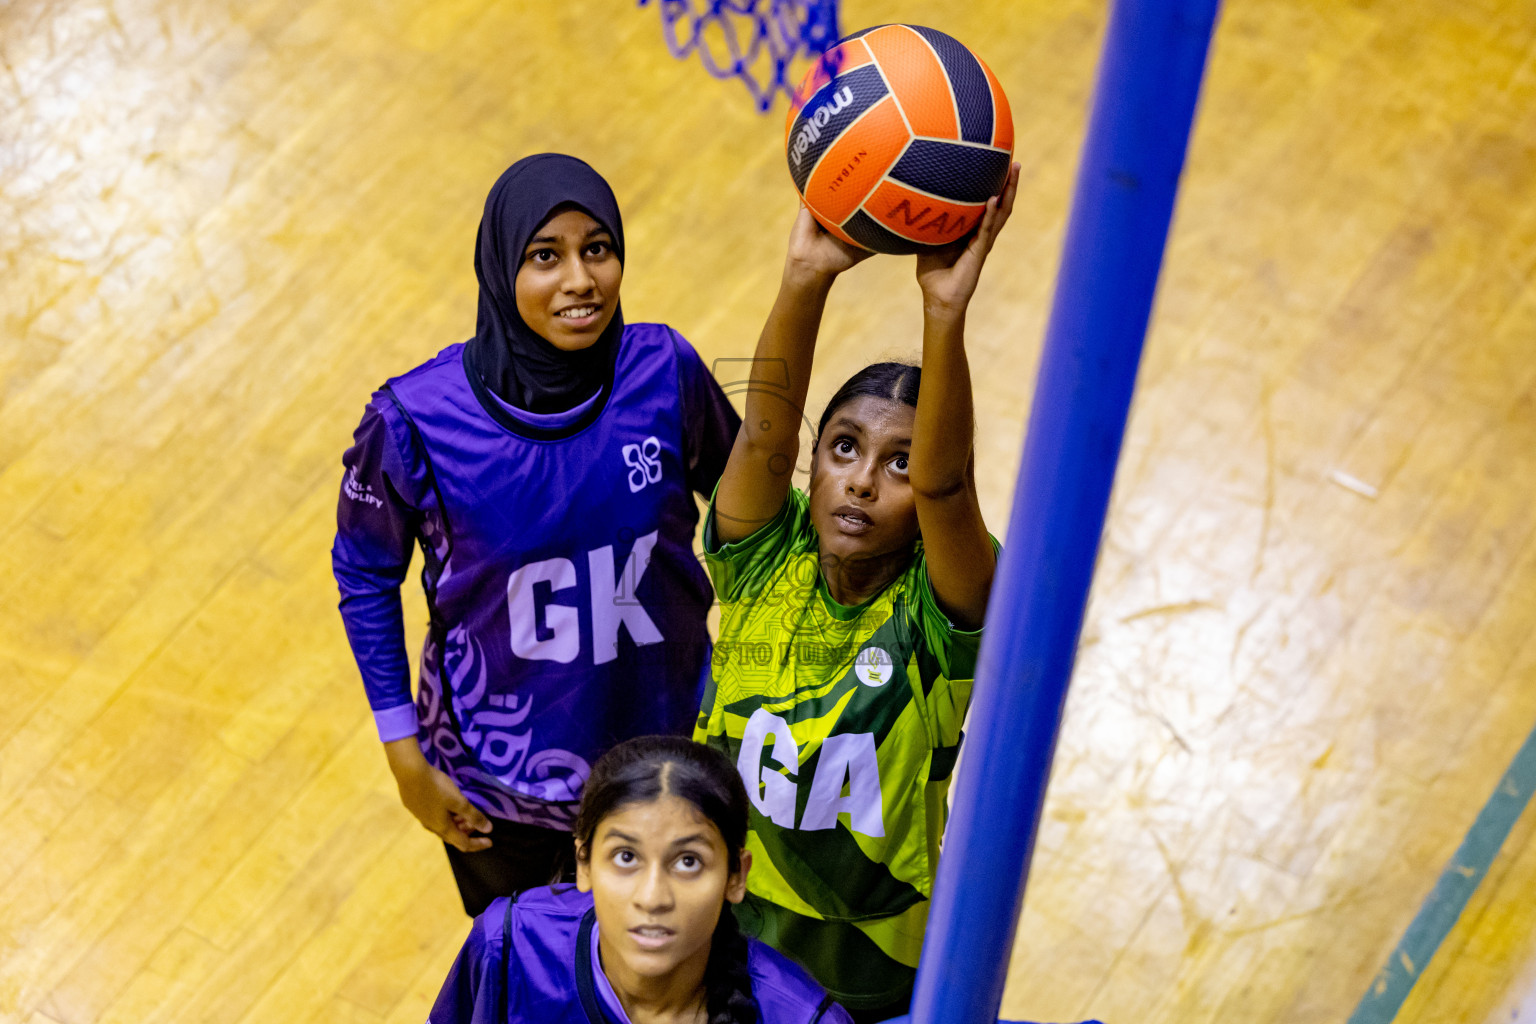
[1347,718,1536,1024]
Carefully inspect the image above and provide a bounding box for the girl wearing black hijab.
[332,154,740,914]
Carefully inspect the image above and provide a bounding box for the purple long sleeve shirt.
[332,324,739,825]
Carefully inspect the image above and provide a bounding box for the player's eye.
[612,849,638,867]
[525,247,558,265]
[890,454,909,474]
[675,853,702,874]
[834,437,856,457]
[585,239,612,258]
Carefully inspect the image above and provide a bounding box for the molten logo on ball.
[789,86,853,169]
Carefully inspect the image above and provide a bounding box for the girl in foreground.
[430,736,853,1024]
[696,165,1020,1021]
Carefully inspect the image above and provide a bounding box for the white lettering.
[343,466,385,509]
[801,731,885,837]
[588,531,664,665]
[506,557,580,663]
[738,709,800,828]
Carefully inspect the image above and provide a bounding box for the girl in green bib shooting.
[696,163,1020,1022]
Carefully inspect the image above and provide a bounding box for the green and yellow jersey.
[695,487,991,1010]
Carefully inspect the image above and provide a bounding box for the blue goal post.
[901,1,1223,1022]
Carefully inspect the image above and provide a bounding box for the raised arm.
[908,163,1021,630]
[711,208,870,543]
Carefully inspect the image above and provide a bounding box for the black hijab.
[465,154,626,414]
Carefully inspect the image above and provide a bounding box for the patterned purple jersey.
[333,324,739,825]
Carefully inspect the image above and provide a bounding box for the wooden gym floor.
[3,0,1534,1021]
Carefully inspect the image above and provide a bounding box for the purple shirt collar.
[486,378,603,430]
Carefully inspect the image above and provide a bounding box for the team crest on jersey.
[622,435,664,492]
[854,646,894,687]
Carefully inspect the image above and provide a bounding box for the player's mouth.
[554,303,602,328]
[831,504,874,535]
[628,924,677,951]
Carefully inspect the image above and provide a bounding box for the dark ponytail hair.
[573,737,757,1024]
[815,361,922,443]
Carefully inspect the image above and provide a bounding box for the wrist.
[922,297,969,326]
[384,736,429,776]
[781,261,838,294]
